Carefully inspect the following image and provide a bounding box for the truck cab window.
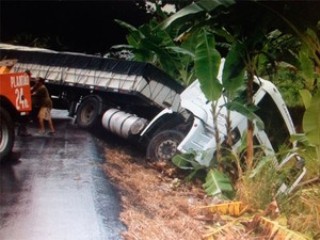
[255,93,291,152]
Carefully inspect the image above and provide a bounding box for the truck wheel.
[0,107,15,162]
[76,97,100,129]
[146,130,184,161]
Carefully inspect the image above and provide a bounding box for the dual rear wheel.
[76,97,100,129]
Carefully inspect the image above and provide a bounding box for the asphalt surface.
[0,110,125,240]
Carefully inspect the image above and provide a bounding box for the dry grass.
[101,140,259,240]
[101,140,319,240]
[282,187,320,238]
[103,144,208,240]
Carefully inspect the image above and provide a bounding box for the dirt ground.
[102,140,250,240]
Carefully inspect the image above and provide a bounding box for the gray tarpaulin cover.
[0,44,184,110]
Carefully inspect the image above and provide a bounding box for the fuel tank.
[102,108,148,139]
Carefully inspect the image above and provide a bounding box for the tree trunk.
[246,69,255,170]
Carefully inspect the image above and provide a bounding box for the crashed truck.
[0,44,305,193]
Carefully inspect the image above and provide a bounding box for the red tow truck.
[0,60,32,161]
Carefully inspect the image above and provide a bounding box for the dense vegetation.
[114,1,320,238]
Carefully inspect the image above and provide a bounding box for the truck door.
[255,92,292,158]
[254,91,306,194]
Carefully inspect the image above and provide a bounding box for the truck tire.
[146,130,184,161]
[76,97,100,129]
[0,107,15,162]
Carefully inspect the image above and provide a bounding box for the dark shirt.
[33,84,52,108]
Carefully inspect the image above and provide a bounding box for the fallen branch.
[298,176,320,188]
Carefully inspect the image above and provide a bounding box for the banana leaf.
[303,92,320,146]
[195,29,222,101]
[203,169,234,199]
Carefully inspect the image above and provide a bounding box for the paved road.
[0,110,125,240]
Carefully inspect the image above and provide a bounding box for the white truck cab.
[178,77,296,166]
[145,67,305,194]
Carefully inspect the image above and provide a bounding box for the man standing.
[32,77,55,135]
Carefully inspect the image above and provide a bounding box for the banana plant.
[162,0,268,198]
[303,92,320,141]
[301,92,320,163]
[291,28,320,174]
[161,0,280,170]
[113,18,196,85]
[159,0,235,30]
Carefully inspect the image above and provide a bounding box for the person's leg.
[48,118,55,133]
[46,109,55,134]
[38,107,46,133]
[38,118,45,133]
[31,107,40,123]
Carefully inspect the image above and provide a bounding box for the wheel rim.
[157,139,179,160]
[0,121,9,152]
[80,103,95,123]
